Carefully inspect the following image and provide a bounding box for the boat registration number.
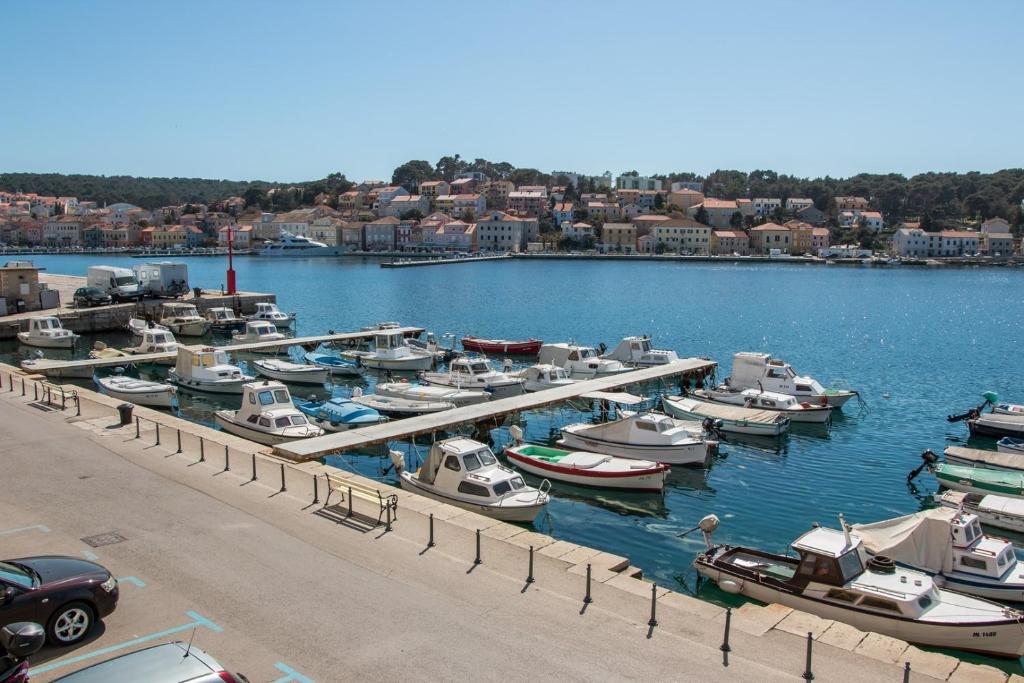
[972,631,997,638]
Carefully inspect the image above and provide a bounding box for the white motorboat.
[511,364,575,392]
[853,507,1024,603]
[124,328,179,363]
[694,517,1024,658]
[396,437,550,522]
[374,381,490,406]
[559,412,714,466]
[159,302,211,337]
[722,352,857,408]
[17,317,78,349]
[167,345,253,394]
[601,336,680,367]
[126,317,168,337]
[662,395,791,436]
[214,380,323,445]
[232,321,288,352]
[949,394,1024,439]
[93,370,177,409]
[88,341,131,361]
[692,387,832,424]
[204,306,247,333]
[419,356,526,397]
[352,393,454,416]
[252,358,328,385]
[303,352,362,377]
[538,343,630,379]
[247,302,295,329]
[340,330,435,371]
[259,231,346,257]
[937,490,1024,535]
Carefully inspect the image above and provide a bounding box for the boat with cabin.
[159,302,211,337]
[247,302,295,329]
[232,321,288,351]
[538,343,630,379]
[258,231,345,257]
[510,364,575,392]
[693,516,1024,658]
[374,381,490,407]
[252,358,328,385]
[204,306,247,333]
[461,336,543,355]
[17,317,78,349]
[692,387,832,424]
[214,380,323,445]
[125,328,179,362]
[294,395,382,432]
[601,336,680,367]
[340,330,435,371]
[167,345,253,394]
[126,317,168,337]
[662,395,790,436]
[559,411,715,466]
[949,394,1024,439]
[395,437,550,522]
[88,341,131,361]
[937,490,1024,535]
[303,351,361,377]
[720,352,857,408]
[93,370,177,409]
[418,356,526,397]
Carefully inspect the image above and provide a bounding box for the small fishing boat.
[693,516,1024,658]
[247,302,295,329]
[661,395,790,436]
[124,329,179,362]
[17,317,78,349]
[559,412,714,466]
[159,302,211,337]
[93,370,177,409]
[232,321,288,352]
[126,317,168,337]
[931,462,1024,498]
[853,507,1024,603]
[167,345,253,394]
[88,341,131,361]
[601,336,680,367]
[294,395,382,432]
[204,306,247,333]
[950,395,1024,439]
[352,393,454,416]
[999,437,1024,456]
[252,358,328,385]
[374,381,490,406]
[419,356,526,397]
[303,351,361,377]
[720,352,857,408]
[214,380,323,445]
[511,364,575,392]
[506,428,668,492]
[943,445,1024,473]
[937,490,1024,535]
[461,336,543,355]
[538,343,630,379]
[396,437,550,522]
[692,387,833,424]
[340,330,435,371]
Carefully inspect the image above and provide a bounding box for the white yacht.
[695,517,1024,658]
[538,343,630,379]
[559,412,715,466]
[17,317,78,349]
[258,231,345,257]
[396,437,550,522]
[512,364,575,392]
[693,387,833,424]
[720,352,857,408]
[167,345,253,394]
[341,330,435,371]
[373,381,491,407]
[418,356,526,397]
[602,336,680,367]
[160,302,211,337]
[215,381,323,445]
[247,302,295,329]
[232,321,288,352]
[204,306,247,333]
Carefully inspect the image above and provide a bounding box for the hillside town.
[2,170,1022,259]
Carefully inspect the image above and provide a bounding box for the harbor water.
[5,254,1024,667]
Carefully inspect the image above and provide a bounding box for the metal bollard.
[33,383,38,400]
[347,486,353,517]
[474,529,482,565]
[428,513,435,548]
[526,545,535,584]
[584,563,593,605]
[135,416,140,438]
[312,475,319,505]
[902,662,910,683]
[721,607,732,657]
[155,423,160,446]
[250,453,257,481]
[21,378,25,396]
[199,437,205,462]
[647,582,658,628]
[176,429,182,454]
[279,463,286,492]
[223,446,230,472]
[801,632,814,681]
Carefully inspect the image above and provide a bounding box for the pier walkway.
[275,358,716,461]
[381,254,511,268]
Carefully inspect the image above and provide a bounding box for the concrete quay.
[0,363,1015,682]
[381,254,512,268]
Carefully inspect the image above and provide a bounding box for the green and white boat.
[933,462,1024,498]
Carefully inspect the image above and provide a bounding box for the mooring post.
[135,416,140,438]
[223,446,230,472]
[199,437,205,462]
[721,607,732,659]
[74,393,80,416]
[584,563,593,605]
[21,378,25,396]
[176,429,182,454]
[647,583,658,628]
[61,390,66,410]
[279,463,286,492]
[902,662,910,683]
[428,513,435,548]
[526,545,535,584]
[154,422,160,446]
[474,529,482,565]
[801,632,814,681]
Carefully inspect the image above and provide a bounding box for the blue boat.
[304,351,361,376]
[294,396,382,432]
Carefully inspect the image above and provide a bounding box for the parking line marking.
[117,576,146,587]
[274,662,315,683]
[28,611,223,676]
[81,549,99,560]
[0,524,50,536]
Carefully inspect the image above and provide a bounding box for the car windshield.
[0,561,35,588]
[114,276,136,286]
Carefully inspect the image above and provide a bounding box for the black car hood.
[15,556,108,585]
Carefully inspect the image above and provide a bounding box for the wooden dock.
[19,326,425,378]
[274,358,717,461]
[381,254,511,268]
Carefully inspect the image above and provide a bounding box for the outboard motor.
[509,425,524,444]
[388,449,405,475]
[502,358,513,373]
[0,622,45,683]
[698,514,720,549]
[907,449,940,483]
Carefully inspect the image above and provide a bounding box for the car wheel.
[47,601,94,645]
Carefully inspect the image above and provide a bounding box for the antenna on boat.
[839,513,852,548]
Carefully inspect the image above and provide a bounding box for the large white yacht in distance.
[259,231,346,257]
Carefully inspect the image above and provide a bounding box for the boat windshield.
[290,415,306,425]
[837,550,864,581]
[511,476,525,490]
[578,348,595,359]
[470,363,488,373]
[463,453,482,471]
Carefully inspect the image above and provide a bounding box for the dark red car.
[0,556,119,646]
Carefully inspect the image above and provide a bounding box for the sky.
[2,0,1023,183]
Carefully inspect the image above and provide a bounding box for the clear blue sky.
[3,0,1022,183]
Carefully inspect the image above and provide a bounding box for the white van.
[86,265,142,301]
[133,262,189,298]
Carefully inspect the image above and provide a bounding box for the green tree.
[729,211,744,229]
[435,155,467,182]
[654,193,665,210]
[399,209,424,221]
[694,206,710,225]
[392,160,436,192]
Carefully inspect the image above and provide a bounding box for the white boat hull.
[399,473,545,522]
[166,321,209,337]
[168,371,250,394]
[420,376,525,398]
[523,379,575,392]
[214,411,320,445]
[662,399,788,436]
[507,456,666,492]
[558,429,709,466]
[96,380,176,408]
[253,365,328,385]
[17,332,77,349]
[343,352,434,371]
[250,315,294,329]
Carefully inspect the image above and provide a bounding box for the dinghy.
[999,437,1024,456]
[374,381,490,406]
[294,395,382,432]
[662,395,790,436]
[944,445,1024,473]
[932,462,1024,498]
[948,393,1024,439]
[93,370,177,409]
[252,358,328,385]
[461,336,543,355]
[352,393,454,416]
[559,411,714,466]
[303,352,361,377]
[17,317,78,349]
[214,381,322,445]
[692,387,832,424]
[937,490,1024,535]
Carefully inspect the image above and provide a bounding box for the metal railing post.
[223,446,230,472]
[385,504,392,532]
[902,662,910,683]
[721,607,732,666]
[74,393,80,416]
[250,453,257,481]
[428,513,435,548]
[279,463,286,492]
[526,546,535,584]
[801,632,814,681]
[347,486,353,517]
[21,378,25,396]
[135,416,140,438]
[312,475,319,504]
[474,529,482,566]
[33,383,38,400]
[155,422,160,446]
[61,390,66,410]
[584,563,593,605]
[176,429,182,453]
[647,583,658,628]
[199,437,205,462]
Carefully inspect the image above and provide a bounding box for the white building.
[785,198,814,212]
[615,175,662,191]
[381,194,429,218]
[752,198,782,217]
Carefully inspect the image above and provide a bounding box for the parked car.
[52,642,249,682]
[0,556,119,646]
[73,287,113,308]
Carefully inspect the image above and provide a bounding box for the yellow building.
[601,223,636,252]
[749,223,791,255]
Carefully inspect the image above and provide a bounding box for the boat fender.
[720,578,743,594]
[819,396,828,406]
[800,403,813,409]
[866,555,896,574]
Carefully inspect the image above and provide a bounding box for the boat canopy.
[945,445,1024,471]
[581,390,644,405]
[852,508,958,573]
[668,396,782,423]
[978,495,1024,518]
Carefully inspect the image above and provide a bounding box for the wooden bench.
[322,472,398,527]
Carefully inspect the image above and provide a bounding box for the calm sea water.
[7,254,1024,665]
